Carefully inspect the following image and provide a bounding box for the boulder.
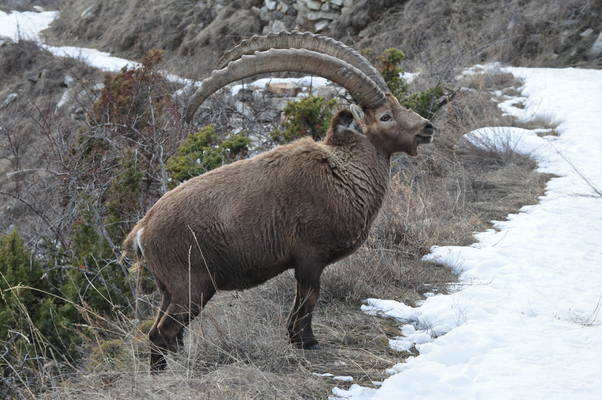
[266,81,303,97]
[305,0,322,11]
[1,93,18,109]
[590,31,602,58]
[306,11,338,21]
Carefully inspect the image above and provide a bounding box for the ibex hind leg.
[148,279,171,373]
[150,272,216,373]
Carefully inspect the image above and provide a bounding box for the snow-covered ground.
[4,8,602,400]
[0,9,139,72]
[334,68,602,399]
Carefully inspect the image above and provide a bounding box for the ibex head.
[349,93,433,156]
[185,31,435,156]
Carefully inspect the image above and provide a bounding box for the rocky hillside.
[46,0,602,80]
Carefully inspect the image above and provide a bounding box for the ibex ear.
[350,104,367,133]
[350,104,364,121]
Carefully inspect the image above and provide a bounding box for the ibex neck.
[329,136,390,218]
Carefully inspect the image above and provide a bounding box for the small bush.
[166,124,250,186]
[93,49,173,130]
[104,149,144,244]
[375,47,446,120]
[402,84,446,120]
[271,96,336,144]
[376,48,409,100]
[0,232,81,395]
[63,203,132,319]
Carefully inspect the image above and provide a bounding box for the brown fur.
[123,98,433,372]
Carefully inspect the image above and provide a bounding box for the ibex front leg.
[288,261,324,350]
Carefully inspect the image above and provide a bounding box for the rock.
[64,75,74,88]
[306,11,338,21]
[305,0,322,11]
[270,20,286,33]
[580,28,594,37]
[321,2,330,11]
[56,89,72,111]
[313,85,340,100]
[266,81,303,97]
[0,36,13,47]
[81,6,97,21]
[235,101,253,118]
[591,31,602,58]
[331,0,344,6]
[343,0,354,7]
[315,19,330,32]
[268,96,291,111]
[277,2,289,13]
[1,93,18,109]
[265,0,277,11]
[259,6,270,22]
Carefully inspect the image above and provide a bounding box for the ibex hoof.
[302,342,321,350]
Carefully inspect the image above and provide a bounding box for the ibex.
[122,32,435,372]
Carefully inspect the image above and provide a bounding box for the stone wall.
[254,0,355,34]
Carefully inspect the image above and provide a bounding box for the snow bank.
[0,10,57,42]
[336,68,602,399]
[42,45,139,72]
[0,9,137,72]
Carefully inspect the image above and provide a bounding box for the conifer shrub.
[0,232,81,388]
[63,203,132,319]
[402,84,446,121]
[104,149,144,244]
[376,48,409,101]
[271,96,336,144]
[166,124,250,186]
[376,47,446,120]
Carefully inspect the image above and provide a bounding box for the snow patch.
[339,67,602,399]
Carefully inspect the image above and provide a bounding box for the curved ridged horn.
[185,49,385,123]
[218,31,388,92]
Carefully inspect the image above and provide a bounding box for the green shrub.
[402,84,446,120]
[376,48,409,100]
[62,204,132,318]
[104,149,144,244]
[166,124,250,186]
[0,232,81,380]
[271,96,336,144]
[375,47,445,120]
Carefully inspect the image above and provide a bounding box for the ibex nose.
[416,122,435,145]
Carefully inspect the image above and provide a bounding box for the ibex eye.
[380,114,391,122]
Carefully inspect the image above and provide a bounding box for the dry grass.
[9,69,550,399]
